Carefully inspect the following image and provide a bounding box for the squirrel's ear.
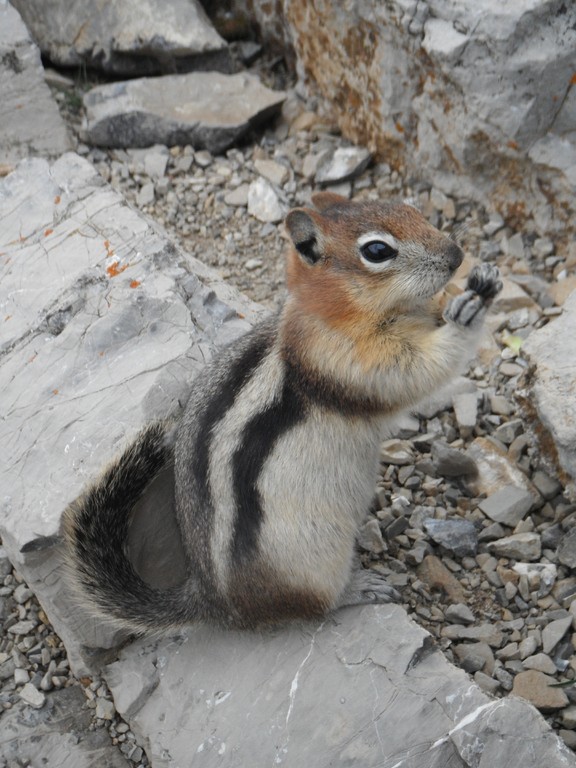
[311,191,349,212]
[285,209,323,265]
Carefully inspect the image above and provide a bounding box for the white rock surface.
[523,290,576,494]
[82,71,286,153]
[315,146,372,184]
[0,1,71,165]
[103,605,576,768]
[247,177,287,222]
[0,153,261,670]
[10,0,228,75]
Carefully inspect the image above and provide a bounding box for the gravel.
[2,60,576,763]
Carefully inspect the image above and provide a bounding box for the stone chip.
[423,518,478,557]
[478,485,534,527]
[83,72,286,154]
[542,617,573,655]
[488,533,542,561]
[19,682,45,709]
[315,146,371,184]
[512,670,569,712]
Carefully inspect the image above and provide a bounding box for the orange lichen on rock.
[104,240,115,257]
[44,228,53,237]
[129,279,141,288]
[106,261,128,277]
[54,195,61,204]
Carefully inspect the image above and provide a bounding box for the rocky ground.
[2,65,576,766]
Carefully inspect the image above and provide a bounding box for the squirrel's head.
[284,192,463,319]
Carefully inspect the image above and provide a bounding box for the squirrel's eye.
[360,240,398,263]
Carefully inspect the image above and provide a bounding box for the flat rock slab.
[523,290,576,495]
[83,72,286,153]
[0,1,71,165]
[104,605,575,768]
[0,153,261,669]
[10,0,228,76]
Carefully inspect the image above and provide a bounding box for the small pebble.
[19,683,45,709]
[444,603,475,625]
[96,698,116,721]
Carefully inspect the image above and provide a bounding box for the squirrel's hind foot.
[338,567,401,607]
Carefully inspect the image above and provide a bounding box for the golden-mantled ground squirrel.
[64,192,502,632]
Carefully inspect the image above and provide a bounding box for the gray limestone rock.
[423,518,478,557]
[0,1,71,165]
[380,439,414,465]
[558,529,576,568]
[493,419,525,446]
[465,437,538,500]
[82,72,286,153]
[1,687,129,767]
[315,146,372,184]
[224,183,250,207]
[10,0,229,76]
[532,470,562,500]
[453,643,490,674]
[452,391,478,435]
[523,292,576,495]
[19,682,46,709]
[254,158,290,187]
[523,653,558,675]
[431,441,478,477]
[0,153,261,670]
[444,603,475,625]
[542,617,574,656]
[518,636,539,661]
[488,533,542,562]
[417,377,477,420]
[104,605,575,768]
[357,519,386,554]
[247,177,287,223]
[478,485,534,527]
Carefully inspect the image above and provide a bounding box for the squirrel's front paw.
[443,263,502,329]
[466,263,503,301]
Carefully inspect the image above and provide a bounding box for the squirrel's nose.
[446,241,464,271]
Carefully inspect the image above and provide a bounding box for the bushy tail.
[63,423,198,632]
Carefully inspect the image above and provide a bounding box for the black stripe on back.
[231,378,304,562]
[191,328,274,515]
[229,353,386,563]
